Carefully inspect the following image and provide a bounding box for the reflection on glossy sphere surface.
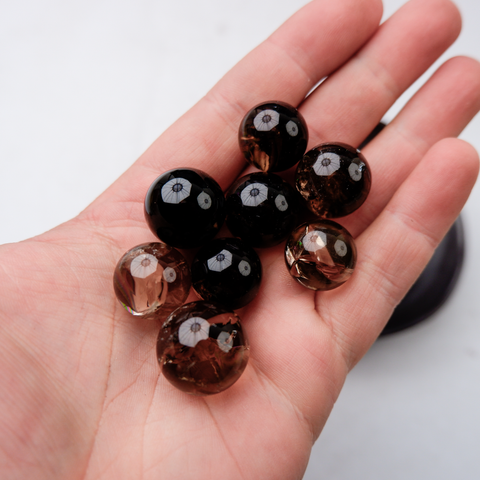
[157,301,249,395]
[285,220,357,290]
[226,172,300,248]
[239,101,308,172]
[192,238,262,310]
[144,168,226,249]
[296,143,372,218]
[113,243,191,319]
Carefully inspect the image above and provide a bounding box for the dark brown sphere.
[226,172,300,248]
[239,101,308,172]
[191,238,262,310]
[144,168,226,249]
[296,143,372,218]
[157,301,249,395]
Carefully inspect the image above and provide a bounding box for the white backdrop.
[1,1,479,478]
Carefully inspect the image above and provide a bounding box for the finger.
[83,0,382,217]
[140,0,382,182]
[301,0,462,147]
[318,138,479,368]
[348,56,480,235]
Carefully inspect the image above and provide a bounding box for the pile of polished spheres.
[113,101,371,395]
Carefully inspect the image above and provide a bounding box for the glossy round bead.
[113,243,191,319]
[144,168,226,249]
[157,301,250,395]
[296,143,372,218]
[285,220,357,290]
[191,238,262,310]
[226,172,300,248]
[239,101,308,172]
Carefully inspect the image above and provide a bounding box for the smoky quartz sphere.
[113,243,191,319]
[285,220,357,290]
[239,101,308,172]
[226,172,299,248]
[144,168,226,249]
[157,301,250,395]
[296,143,372,218]
[192,237,262,310]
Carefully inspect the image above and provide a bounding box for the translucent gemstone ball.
[296,143,372,218]
[113,243,191,319]
[285,220,357,290]
[226,172,300,248]
[144,168,226,249]
[239,101,308,172]
[157,301,250,395]
[191,237,262,310]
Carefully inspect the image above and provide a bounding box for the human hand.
[0,0,479,479]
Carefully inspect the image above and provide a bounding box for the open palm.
[1,0,479,478]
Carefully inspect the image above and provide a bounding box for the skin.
[0,0,479,478]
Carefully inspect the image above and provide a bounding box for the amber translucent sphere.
[239,101,308,172]
[113,243,191,319]
[285,220,357,290]
[157,301,250,395]
[296,143,372,218]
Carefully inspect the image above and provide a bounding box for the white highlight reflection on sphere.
[163,267,177,283]
[238,260,251,277]
[303,230,327,252]
[286,120,298,136]
[178,317,210,348]
[253,109,280,131]
[197,191,212,210]
[348,161,364,181]
[217,330,234,353]
[161,177,192,204]
[275,194,288,211]
[241,182,268,207]
[313,152,341,176]
[207,249,233,272]
[130,253,158,279]
[334,239,348,257]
